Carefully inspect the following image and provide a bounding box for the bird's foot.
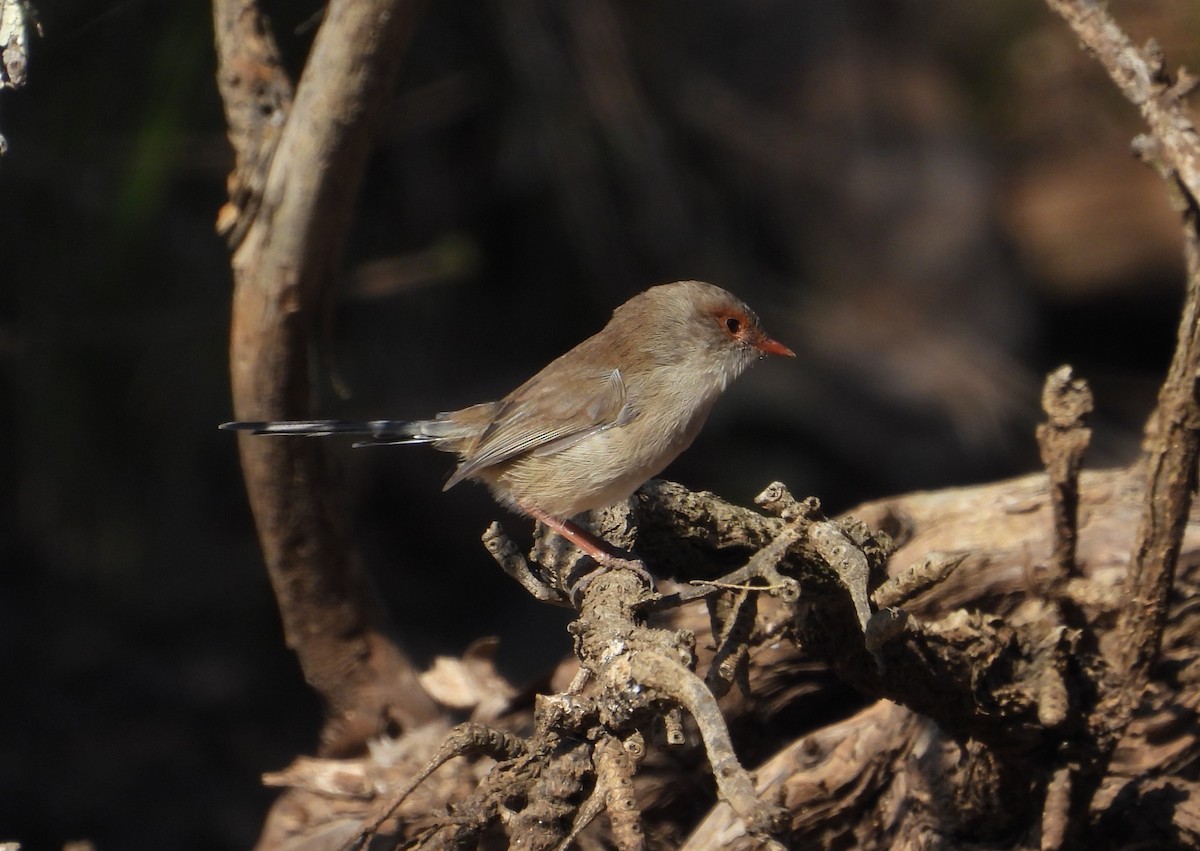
[566,551,655,605]
[522,505,655,601]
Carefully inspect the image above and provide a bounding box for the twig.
[1035,365,1093,592]
[1045,0,1200,687]
[482,522,570,604]
[1044,0,1200,202]
[1041,4,1200,847]
[557,733,646,851]
[704,585,756,698]
[626,648,786,845]
[347,722,527,851]
[871,552,966,609]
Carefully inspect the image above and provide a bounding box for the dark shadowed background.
[1,0,1195,847]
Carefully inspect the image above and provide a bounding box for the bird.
[222,280,794,563]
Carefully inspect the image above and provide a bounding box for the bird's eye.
[725,316,742,334]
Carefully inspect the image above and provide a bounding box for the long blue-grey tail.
[219,419,432,447]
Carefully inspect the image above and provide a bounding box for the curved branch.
[214,0,438,756]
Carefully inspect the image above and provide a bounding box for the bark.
[246,468,1200,849]
[214,0,439,762]
[214,2,1200,849]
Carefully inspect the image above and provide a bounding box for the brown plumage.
[222,281,793,558]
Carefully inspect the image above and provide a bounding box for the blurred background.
[1,0,1196,847]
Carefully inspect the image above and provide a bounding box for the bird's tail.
[219,419,433,447]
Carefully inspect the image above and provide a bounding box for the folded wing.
[445,367,635,489]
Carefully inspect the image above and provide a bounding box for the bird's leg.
[522,506,654,593]
[523,506,627,561]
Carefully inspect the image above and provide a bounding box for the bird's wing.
[444,366,635,489]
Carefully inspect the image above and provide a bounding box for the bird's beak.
[755,334,795,358]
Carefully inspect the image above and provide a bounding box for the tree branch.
[1045,0,1200,690]
[214,0,438,757]
[1044,0,1200,201]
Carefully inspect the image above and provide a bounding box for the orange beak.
[755,334,795,358]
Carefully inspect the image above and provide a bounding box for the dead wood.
[245,466,1200,849]
[1036,364,1093,594]
[215,1,1200,849]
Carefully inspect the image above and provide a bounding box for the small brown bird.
[222,281,793,561]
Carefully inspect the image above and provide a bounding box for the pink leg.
[521,506,654,595]
[522,506,625,561]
